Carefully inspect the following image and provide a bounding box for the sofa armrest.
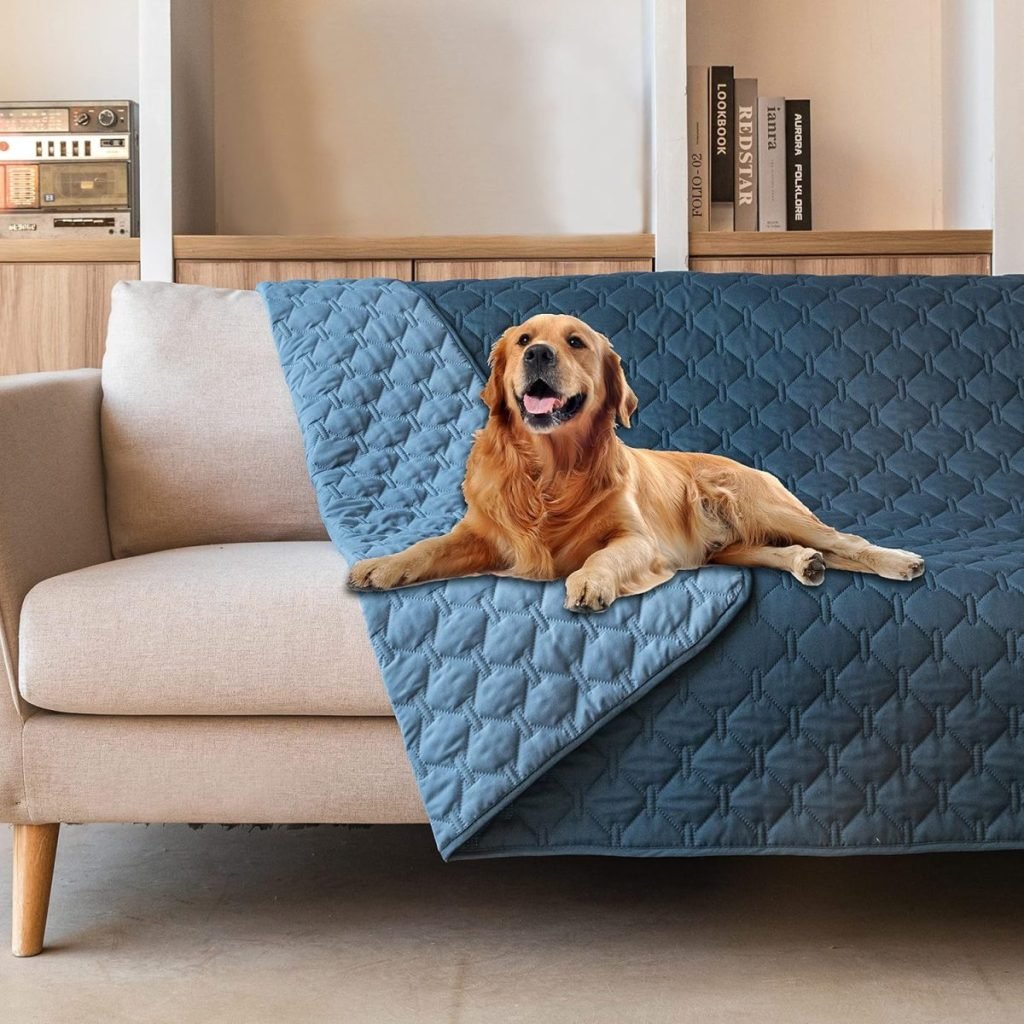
[0,370,111,819]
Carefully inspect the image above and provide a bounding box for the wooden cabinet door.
[689,255,991,275]
[175,260,413,288]
[414,259,653,281]
[0,262,139,375]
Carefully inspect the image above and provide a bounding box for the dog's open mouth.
[517,381,586,428]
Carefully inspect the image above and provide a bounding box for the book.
[757,96,786,231]
[785,99,812,230]
[710,65,735,230]
[687,66,710,233]
[734,78,758,232]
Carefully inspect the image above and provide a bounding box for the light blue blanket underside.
[260,278,749,858]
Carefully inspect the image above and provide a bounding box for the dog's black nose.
[524,343,556,368]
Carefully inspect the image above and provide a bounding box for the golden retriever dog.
[348,314,925,612]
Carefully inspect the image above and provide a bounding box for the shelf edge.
[689,230,993,258]
[173,234,657,261]
[0,232,989,265]
[0,239,140,263]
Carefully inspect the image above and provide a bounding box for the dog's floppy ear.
[481,329,511,416]
[603,345,638,428]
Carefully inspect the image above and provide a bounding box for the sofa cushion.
[19,542,390,716]
[101,281,327,558]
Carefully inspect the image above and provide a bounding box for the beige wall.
[171,0,216,233]
[210,0,646,235]
[688,0,944,231]
[0,0,138,100]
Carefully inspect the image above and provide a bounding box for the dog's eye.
[567,335,586,349]
[517,333,530,346]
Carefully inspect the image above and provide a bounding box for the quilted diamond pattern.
[416,271,1024,857]
[259,278,748,858]
[262,272,1024,859]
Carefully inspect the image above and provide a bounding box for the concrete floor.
[1,824,1022,1023]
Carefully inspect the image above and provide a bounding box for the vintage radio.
[0,101,138,238]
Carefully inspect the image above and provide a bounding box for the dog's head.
[481,314,637,434]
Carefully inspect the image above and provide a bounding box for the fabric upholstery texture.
[0,370,111,822]
[20,542,388,717]
[101,281,326,558]
[267,271,1024,858]
[21,712,424,825]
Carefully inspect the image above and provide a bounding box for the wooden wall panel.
[0,262,139,375]
[174,260,412,288]
[414,259,653,281]
[688,255,991,276]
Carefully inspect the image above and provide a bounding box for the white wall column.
[646,0,688,270]
[139,0,174,281]
[993,0,1024,273]
[941,0,993,230]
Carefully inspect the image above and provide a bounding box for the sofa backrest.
[101,273,1024,559]
[101,281,326,558]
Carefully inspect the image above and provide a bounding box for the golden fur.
[349,314,925,611]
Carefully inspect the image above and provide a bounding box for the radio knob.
[97,109,117,128]
[75,112,91,126]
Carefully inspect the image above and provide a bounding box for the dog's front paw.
[565,570,617,614]
[348,556,410,592]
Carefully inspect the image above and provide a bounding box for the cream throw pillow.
[101,281,326,557]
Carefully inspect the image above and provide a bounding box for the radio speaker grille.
[3,165,39,209]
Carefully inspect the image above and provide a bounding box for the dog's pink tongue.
[524,394,562,415]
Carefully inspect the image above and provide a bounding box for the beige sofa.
[1,281,426,956]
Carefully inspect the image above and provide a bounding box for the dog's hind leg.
[745,476,925,582]
[712,543,826,585]
[820,542,924,581]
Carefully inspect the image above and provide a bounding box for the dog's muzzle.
[516,355,586,430]
[521,345,564,415]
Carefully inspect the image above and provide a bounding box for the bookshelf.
[147,0,1005,281]
[0,1,1015,373]
[686,0,986,234]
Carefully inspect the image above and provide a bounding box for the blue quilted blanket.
[261,272,1024,859]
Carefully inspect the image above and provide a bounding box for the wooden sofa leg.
[12,823,60,957]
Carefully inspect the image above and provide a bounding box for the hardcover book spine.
[785,99,812,230]
[687,66,710,233]
[757,97,786,232]
[710,65,735,231]
[734,78,758,232]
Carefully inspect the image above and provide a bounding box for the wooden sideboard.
[690,255,991,275]
[0,232,994,375]
[687,230,992,276]
[175,260,414,289]
[0,241,139,376]
[171,235,656,291]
